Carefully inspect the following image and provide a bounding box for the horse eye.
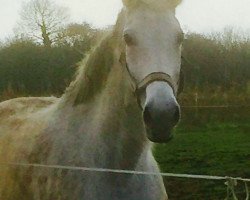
[124,33,135,46]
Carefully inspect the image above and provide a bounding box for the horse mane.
[123,0,182,10]
[63,11,126,105]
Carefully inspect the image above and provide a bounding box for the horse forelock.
[123,0,182,10]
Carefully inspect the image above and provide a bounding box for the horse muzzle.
[142,81,180,143]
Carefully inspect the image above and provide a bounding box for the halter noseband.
[136,72,176,95]
[120,52,177,108]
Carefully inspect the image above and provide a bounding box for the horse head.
[118,0,184,143]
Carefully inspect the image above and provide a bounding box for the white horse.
[0,0,184,199]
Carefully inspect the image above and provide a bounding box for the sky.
[0,0,250,41]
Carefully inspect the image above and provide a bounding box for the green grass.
[154,108,250,200]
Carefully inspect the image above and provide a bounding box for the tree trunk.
[41,21,52,48]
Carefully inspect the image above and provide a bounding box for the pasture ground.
[154,107,250,200]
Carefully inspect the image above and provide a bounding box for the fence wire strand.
[1,162,249,182]
[1,162,249,199]
[181,105,250,108]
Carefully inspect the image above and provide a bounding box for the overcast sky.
[0,0,250,41]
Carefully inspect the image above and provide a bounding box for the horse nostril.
[143,103,180,128]
[143,106,153,128]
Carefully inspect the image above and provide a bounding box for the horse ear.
[170,0,182,7]
[122,0,138,8]
[122,0,131,6]
[177,69,184,95]
[123,0,182,9]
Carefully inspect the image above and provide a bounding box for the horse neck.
[57,64,148,170]
[90,66,148,170]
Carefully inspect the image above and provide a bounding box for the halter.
[119,52,177,108]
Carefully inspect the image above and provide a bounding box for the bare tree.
[16,0,69,47]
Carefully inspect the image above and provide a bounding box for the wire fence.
[181,105,250,108]
[0,162,249,200]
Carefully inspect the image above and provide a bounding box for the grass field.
[154,107,250,200]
